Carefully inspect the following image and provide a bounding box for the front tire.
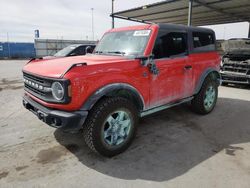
[191,76,218,114]
[83,97,138,157]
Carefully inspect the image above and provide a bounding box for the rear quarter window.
[192,32,215,52]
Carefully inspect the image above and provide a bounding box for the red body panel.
[150,56,192,107]
[23,24,220,112]
[24,56,151,111]
[24,55,134,78]
[189,52,221,88]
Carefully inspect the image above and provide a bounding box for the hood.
[222,39,250,54]
[23,54,130,78]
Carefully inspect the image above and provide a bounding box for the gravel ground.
[0,60,250,188]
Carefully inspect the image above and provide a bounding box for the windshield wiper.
[106,51,125,56]
[95,51,104,54]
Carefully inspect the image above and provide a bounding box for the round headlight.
[51,82,64,100]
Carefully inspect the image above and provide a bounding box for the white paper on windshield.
[133,30,151,36]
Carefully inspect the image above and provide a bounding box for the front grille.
[25,83,46,96]
[222,63,250,75]
[23,72,45,84]
[23,72,52,101]
[222,75,248,82]
[23,72,71,104]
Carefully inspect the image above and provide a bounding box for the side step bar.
[140,97,193,117]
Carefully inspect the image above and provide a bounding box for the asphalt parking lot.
[0,60,250,188]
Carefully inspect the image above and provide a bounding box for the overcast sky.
[0,0,249,42]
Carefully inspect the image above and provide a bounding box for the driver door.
[149,30,193,107]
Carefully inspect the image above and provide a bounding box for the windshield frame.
[94,29,152,57]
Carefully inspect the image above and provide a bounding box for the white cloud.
[0,0,157,42]
[0,0,249,42]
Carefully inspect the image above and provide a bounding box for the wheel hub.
[204,86,216,110]
[103,111,131,146]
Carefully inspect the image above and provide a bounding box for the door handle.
[184,65,192,70]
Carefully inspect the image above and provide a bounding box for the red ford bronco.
[23,24,220,157]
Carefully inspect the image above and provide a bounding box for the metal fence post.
[248,22,250,38]
[112,0,115,28]
[188,0,193,26]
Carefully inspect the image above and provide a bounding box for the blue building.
[0,42,35,59]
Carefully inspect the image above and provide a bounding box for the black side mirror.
[85,46,93,54]
[135,54,159,75]
[136,54,154,66]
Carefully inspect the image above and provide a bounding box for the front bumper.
[220,71,250,85]
[23,95,88,132]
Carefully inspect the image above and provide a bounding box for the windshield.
[94,30,151,56]
[54,45,77,57]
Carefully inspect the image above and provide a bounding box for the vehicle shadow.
[54,97,250,182]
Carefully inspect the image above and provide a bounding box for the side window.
[153,31,187,59]
[87,46,95,53]
[71,46,85,55]
[192,32,215,52]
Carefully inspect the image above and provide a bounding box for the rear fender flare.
[194,68,221,94]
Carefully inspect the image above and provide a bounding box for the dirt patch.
[9,85,23,90]
[0,78,23,91]
[0,78,22,85]
[0,171,9,180]
[0,85,23,91]
[36,146,68,164]
[1,124,8,127]
[15,165,29,171]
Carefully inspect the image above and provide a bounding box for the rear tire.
[83,97,138,157]
[191,76,218,115]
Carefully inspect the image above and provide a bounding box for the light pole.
[7,32,10,58]
[91,8,94,41]
[188,0,193,26]
[112,0,115,28]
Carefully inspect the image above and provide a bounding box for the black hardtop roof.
[157,23,215,34]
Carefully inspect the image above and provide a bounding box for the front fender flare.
[80,83,145,111]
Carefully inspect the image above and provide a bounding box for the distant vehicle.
[220,38,250,85]
[53,44,95,57]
